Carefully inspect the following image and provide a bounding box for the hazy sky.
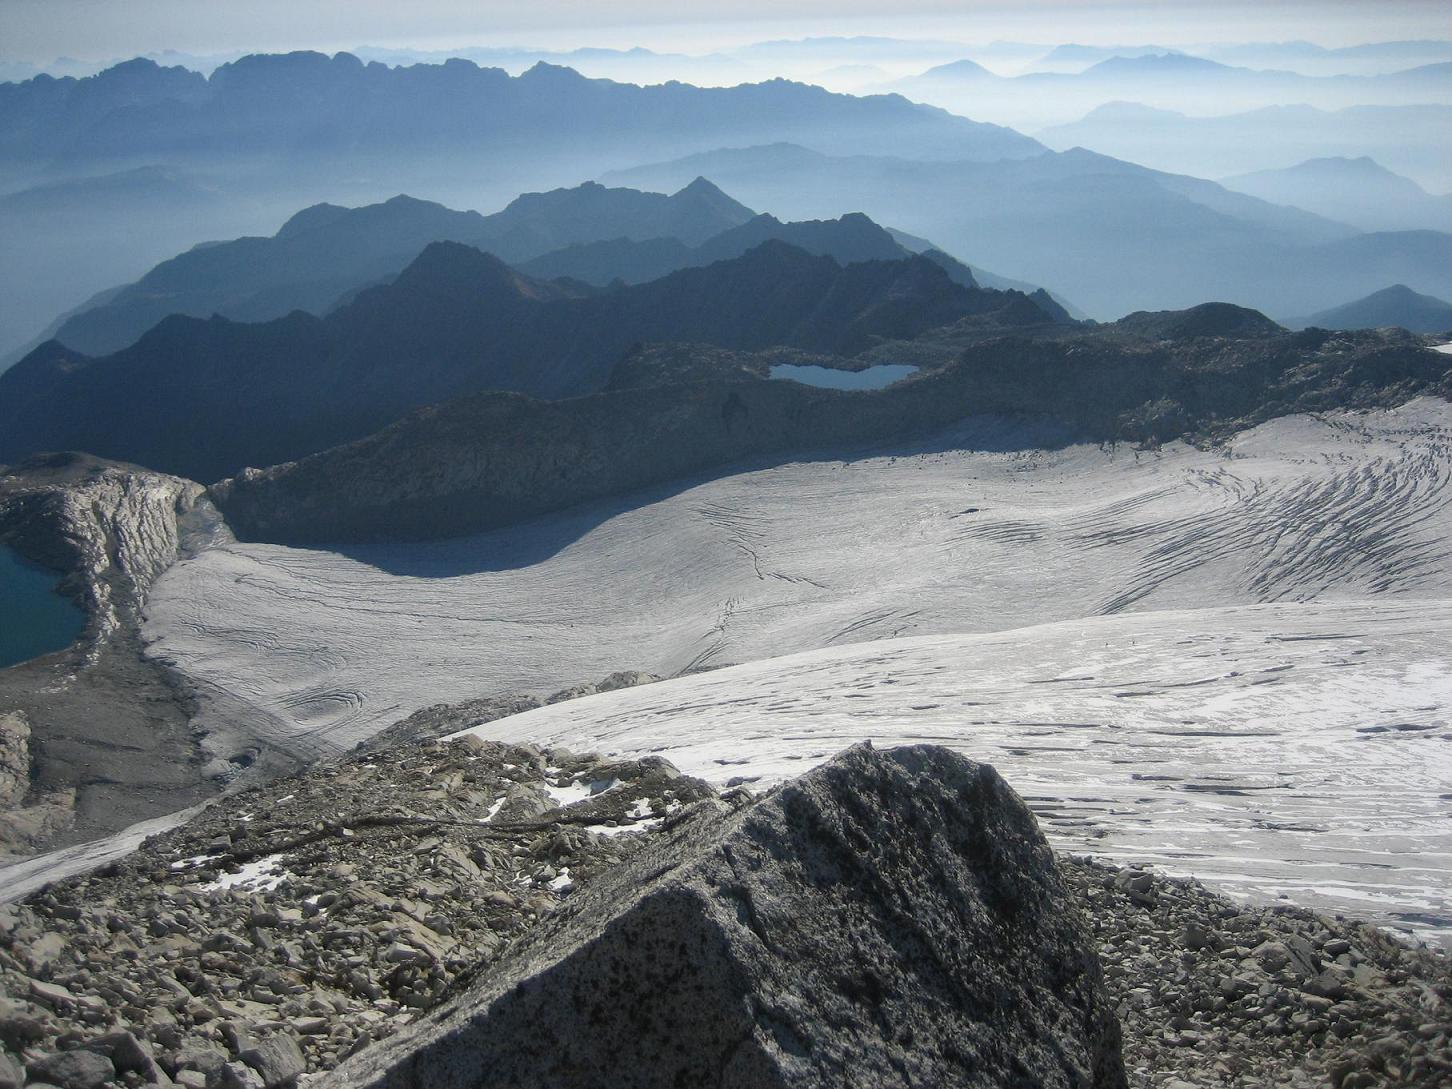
[3,1,1450,63]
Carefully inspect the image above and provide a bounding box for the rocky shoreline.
[0,736,1446,1088]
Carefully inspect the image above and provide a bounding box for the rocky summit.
[0,737,1448,1088]
[322,743,1126,1089]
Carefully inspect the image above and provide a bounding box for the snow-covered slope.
[144,399,1452,760]
[461,601,1452,944]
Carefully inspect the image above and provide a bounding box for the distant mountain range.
[0,52,1042,180]
[18,179,1072,366]
[602,143,1452,321]
[517,210,901,284]
[32,178,756,359]
[1220,157,1452,233]
[0,240,1063,481]
[1296,284,1452,333]
[881,52,1452,130]
[1196,39,1452,77]
[1037,102,1452,193]
[0,52,1044,361]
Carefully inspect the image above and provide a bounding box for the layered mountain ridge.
[0,239,1058,481]
[37,179,758,359]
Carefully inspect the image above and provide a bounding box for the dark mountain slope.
[46,180,756,358]
[211,324,1452,546]
[1297,284,1452,333]
[1113,303,1286,340]
[516,211,910,286]
[0,242,1046,481]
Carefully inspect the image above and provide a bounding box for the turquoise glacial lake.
[0,545,85,669]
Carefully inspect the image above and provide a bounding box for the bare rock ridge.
[211,326,1452,546]
[0,452,203,646]
[322,743,1127,1089]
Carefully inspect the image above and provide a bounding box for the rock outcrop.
[0,711,29,809]
[0,453,211,856]
[0,452,204,648]
[322,743,1127,1089]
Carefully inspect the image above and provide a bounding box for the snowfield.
[146,400,1452,754]
[135,398,1452,938]
[460,600,1452,944]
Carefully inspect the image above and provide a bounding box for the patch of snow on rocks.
[204,854,288,892]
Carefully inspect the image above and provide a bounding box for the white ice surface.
[0,803,206,904]
[461,599,1452,944]
[102,398,1452,937]
[143,400,1452,758]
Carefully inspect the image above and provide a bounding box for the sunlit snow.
[461,600,1452,944]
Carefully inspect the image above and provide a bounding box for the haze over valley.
[1,3,1451,1087]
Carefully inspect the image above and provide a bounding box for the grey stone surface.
[322,743,1127,1089]
[238,1035,304,1088]
[25,1049,116,1089]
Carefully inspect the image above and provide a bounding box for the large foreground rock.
[322,743,1126,1089]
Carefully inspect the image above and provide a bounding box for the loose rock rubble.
[0,738,1446,1088]
[1064,860,1452,1089]
[0,737,712,1087]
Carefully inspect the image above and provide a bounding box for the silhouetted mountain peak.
[1300,283,1452,333]
[518,61,590,84]
[1117,302,1285,340]
[393,241,525,293]
[1087,53,1233,76]
[670,176,756,221]
[1376,283,1418,299]
[921,58,996,79]
[275,202,351,239]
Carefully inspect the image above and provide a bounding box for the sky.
[2,0,1450,64]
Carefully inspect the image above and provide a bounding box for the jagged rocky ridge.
[0,241,1053,482]
[0,454,211,858]
[0,54,1042,173]
[0,738,1446,1089]
[212,321,1452,545]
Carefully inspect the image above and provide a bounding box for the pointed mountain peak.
[518,61,586,82]
[675,176,728,198]
[394,240,516,289]
[668,176,756,221]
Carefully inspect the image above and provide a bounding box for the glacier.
[121,397,1452,938]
